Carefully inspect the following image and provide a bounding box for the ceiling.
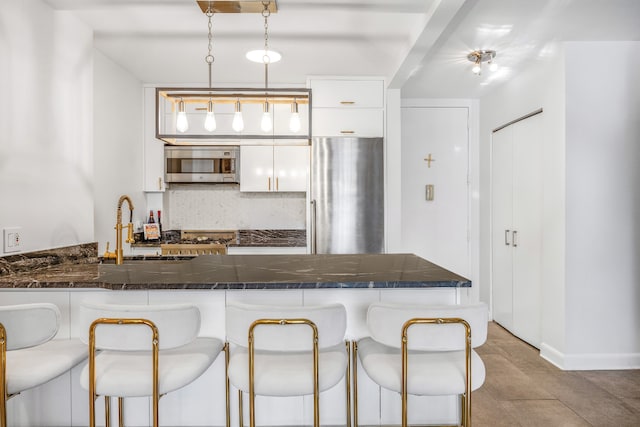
[43,0,640,98]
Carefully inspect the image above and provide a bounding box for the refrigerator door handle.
[310,199,317,254]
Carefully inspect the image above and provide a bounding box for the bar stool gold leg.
[105,396,111,427]
[345,341,352,427]
[0,324,7,427]
[225,343,230,427]
[352,341,358,427]
[238,390,243,427]
[118,397,124,427]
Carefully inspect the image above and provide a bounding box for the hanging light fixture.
[203,4,217,132]
[259,1,273,133]
[289,99,301,132]
[467,50,498,75]
[232,99,244,132]
[176,98,189,133]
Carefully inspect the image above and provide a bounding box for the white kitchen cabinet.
[143,87,166,191]
[240,145,309,192]
[491,112,543,348]
[309,78,384,137]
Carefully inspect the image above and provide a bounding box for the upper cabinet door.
[143,87,165,192]
[312,109,384,137]
[240,145,274,192]
[310,79,384,108]
[273,146,309,192]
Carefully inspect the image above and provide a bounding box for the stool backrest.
[226,303,346,351]
[79,302,201,351]
[0,303,60,350]
[367,302,488,351]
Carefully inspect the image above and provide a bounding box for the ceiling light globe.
[232,112,244,132]
[246,50,282,64]
[176,111,189,133]
[472,64,482,74]
[261,112,273,132]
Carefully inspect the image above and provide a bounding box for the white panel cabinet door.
[400,107,470,277]
[491,125,514,331]
[310,79,383,108]
[273,146,309,192]
[240,145,309,192]
[143,87,166,191]
[312,109,384,137]
[240,145,273,191]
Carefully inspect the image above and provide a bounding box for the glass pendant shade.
[176,99,189,133]
[204,100,217,132]
[232,101,244,132]
[260,101,273,132]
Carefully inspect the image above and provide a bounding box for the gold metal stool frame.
[88,318,160,427]
[231,318,352,427]
[0,323,7,427]
[353,317,472,427]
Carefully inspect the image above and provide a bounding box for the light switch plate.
[3,227,22,253]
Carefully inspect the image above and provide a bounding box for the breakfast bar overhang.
[1,253,472,426]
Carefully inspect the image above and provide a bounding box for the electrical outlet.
[3,227,22,253]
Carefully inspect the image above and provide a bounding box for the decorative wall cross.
[424,153,436,168]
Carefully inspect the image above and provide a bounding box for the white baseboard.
[540,342,640,370]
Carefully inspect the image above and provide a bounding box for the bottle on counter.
[148,210,155,223]
[157,210,162,238]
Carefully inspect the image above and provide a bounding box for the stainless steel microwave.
[164,146,239,183]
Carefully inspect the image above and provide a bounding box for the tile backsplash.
[164,184,306,230]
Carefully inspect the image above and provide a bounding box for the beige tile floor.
[473,322,640,426]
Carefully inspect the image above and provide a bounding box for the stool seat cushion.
[6,338,87,395]
[80,337,223,397]
[357,337,485,396]
[228,343,348,396]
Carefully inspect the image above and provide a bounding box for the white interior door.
[400,107,469,277]
[512,114,543,347]
[491,125,514,330]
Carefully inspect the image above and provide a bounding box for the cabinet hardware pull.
[340,101,355,105]
[276,177,279,191]
[512,230,518,247]
[504,229,510,246]
[340,130,355,134]
[268,177,271,191]
[158,177,163,190]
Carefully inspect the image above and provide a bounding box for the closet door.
[512,114,543,347]
[491,125,514,330]
[491,112,543,348]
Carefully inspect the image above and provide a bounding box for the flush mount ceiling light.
[467,49,498,75]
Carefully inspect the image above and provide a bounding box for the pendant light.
[232,99,244,132]
[176,98,189,133]
[259,1,273,133]
[203,4,217,132]
[289,99,301,133]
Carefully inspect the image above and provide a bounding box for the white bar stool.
[226,302,351,427]
[79,302,225,427]
[0,303,87,427]
[354,302,488,427]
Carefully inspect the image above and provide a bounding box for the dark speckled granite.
[95,254,470,290]
[0,253,469,290]
[232,229,306,247]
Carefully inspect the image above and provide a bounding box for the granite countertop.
[0,253,470,290]
[131,229,306,248]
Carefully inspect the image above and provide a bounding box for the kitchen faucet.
[103,195,135,265]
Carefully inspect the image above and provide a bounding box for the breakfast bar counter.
[0,253,470,290]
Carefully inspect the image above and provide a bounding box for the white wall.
[165,184,306,230]
[93,50,145,255]
[0,0,94,255]
[480,47,567,355]
[481,41,640,369]
[564,41,640,368]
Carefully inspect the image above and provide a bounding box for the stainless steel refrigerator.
[310,137,384,254]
